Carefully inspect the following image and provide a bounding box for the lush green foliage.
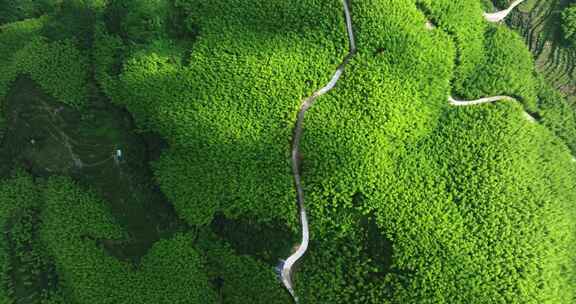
[416,0,486,95]
[288,1,576,302]
[299,103,576,303]
[41,0,105,47]
[460,26,538,110]
[535,75,576,153]
[15,38,89,108]
[393,105,576,303]
[40,176,126,303]
[169,0,199,38]
[0,18,45,100]
[417,1,538,109]
[562,4,576,45]
[504,0,576,99]
[0,171,39,303]
[41,177,218,303]
[0,18,89,109]
[0,0,575,303]
[301,0,454,237]
[0,0,60,25]
[196,230,292,303]
[97,0,352,227]
[95,0,576,302]
[121,0,170,43]
[36,215,283,303]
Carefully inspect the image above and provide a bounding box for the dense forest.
[0,0,575,303]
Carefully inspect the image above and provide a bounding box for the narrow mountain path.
[449,95,537,123]
[484,0,526,23]
[279,0,357,302]
[449,95,515,106]
[522,111,537,123]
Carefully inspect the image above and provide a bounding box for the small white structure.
[114,149,123,165]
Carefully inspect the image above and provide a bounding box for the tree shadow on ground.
[1,76,186,265]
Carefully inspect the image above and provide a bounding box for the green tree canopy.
[562,4,576,45]
[122,0,169,43]
[0,0,61,25]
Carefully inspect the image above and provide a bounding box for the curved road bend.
[449,95,537,123]
[522,111,537,123]
[449,95,515,106]
[279,0,357,302]
[484,0,526,23]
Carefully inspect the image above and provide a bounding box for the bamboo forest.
[0,0,575,303]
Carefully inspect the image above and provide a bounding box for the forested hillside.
[0,0,575,303]
[501,0,576,154]
[504,0,576,97]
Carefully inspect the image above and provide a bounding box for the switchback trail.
[484,0,526,23]
[279,0,357,302]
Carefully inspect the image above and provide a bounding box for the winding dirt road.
[449,95,537,123]
[449,95,515,106]
[484,0,526,23]
[279,0,356,302]
[522,111,537,123]
[278,1,539,301]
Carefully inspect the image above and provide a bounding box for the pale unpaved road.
[449,95,515,106]
[449,95,537,123]
[484,0,526,23]
[279,0,357,302]
[423,0,526,29]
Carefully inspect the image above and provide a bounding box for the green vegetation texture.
[0,0,574,303]
[562,4,576,46]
